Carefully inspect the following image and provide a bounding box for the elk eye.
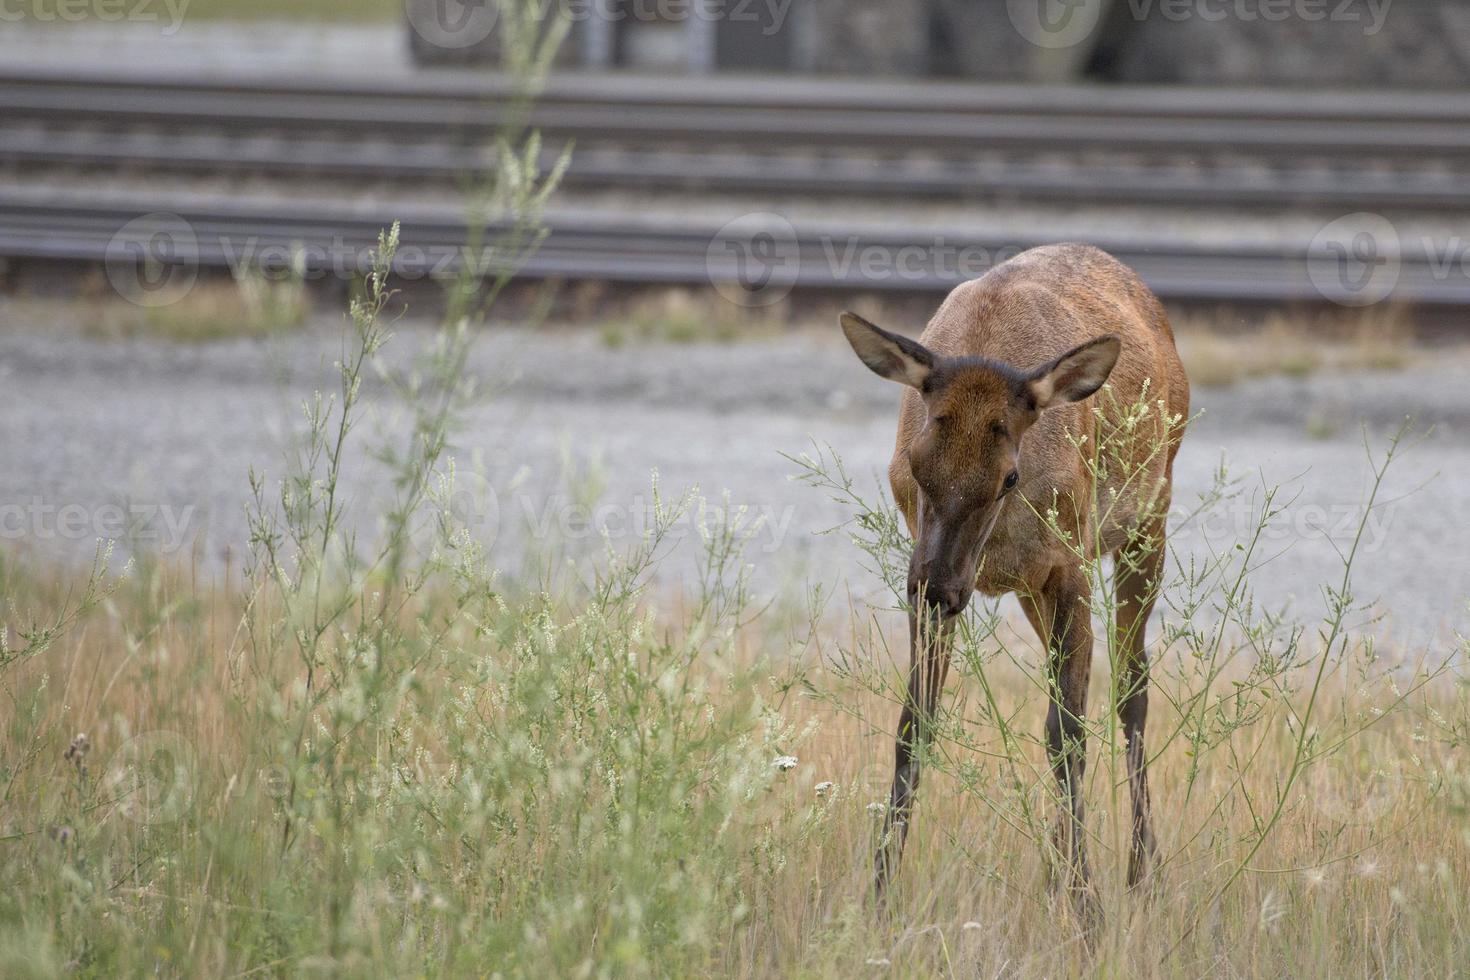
[1001,470,1019,495]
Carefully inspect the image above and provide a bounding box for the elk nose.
[908,578,970,619]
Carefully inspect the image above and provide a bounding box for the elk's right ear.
[839,312,934,389]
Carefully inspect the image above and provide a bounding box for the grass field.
[1,496,1466,976]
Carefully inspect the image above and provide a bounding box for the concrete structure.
[405,0,1470,89]
[1091,1,1470,88]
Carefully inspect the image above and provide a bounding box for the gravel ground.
[1,316,1467,654]
[0,22,413,78]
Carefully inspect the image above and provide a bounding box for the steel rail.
[2,195,1462,306]
[3,126,1464,210]
[3,70,1469,160]
[4,66,1468,122]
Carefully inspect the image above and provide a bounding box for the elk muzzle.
[907,537,977,622]
[908,497,1008,620]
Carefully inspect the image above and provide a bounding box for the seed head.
[63,733,90,763]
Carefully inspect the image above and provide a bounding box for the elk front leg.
[1114,516,1167,888]
[1023,572,1096,913]
[873,607,954,905]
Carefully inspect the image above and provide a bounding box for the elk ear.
[840,312,934,389]
[1028,334,1121,409]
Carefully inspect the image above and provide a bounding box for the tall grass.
[1,414,1466,975]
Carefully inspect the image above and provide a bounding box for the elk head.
[840,312,1121,620]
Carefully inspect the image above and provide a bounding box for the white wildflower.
[772,755,798,772]
[814,780,835,796]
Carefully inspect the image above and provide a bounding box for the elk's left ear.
[1028,334,1121,409]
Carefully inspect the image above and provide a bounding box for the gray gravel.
[0,22,415,78]
[2,315,1467,654]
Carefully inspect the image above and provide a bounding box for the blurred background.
[0,0,1467,646]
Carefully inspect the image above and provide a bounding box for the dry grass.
[744,650,1467,977]
[1,544,1466,978]
[5,271,312,343]
[595,287,785,347]
[1175,306,1418,388]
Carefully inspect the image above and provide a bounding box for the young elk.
[841,244,1189,913]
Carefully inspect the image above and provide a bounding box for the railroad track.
[2,67,1467,308]
[2,193,1463,307]
[2,68,1469,209]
